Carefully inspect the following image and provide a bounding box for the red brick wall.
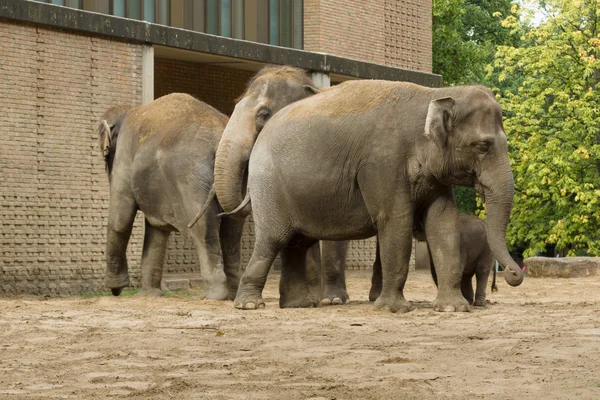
[0,19,143,295]
[304,0,432,73]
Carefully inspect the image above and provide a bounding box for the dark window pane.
[256,0,268,43]
[143,0,155,22]
[281,0,291,47]
[233,0,244,39]
[192,0,206,31]
[158,0,169,25]
[127,0,141,19]
[83,0,110,13]
[67,0,82,8]
[113,0,126,16]
[206,0,218,34]
[221,0,232,37]
[292,0,303,49]
[269,0,279,46]
[51,0,65,5]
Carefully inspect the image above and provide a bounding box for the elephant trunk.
[480,163,524,287]
[214,102,255,214]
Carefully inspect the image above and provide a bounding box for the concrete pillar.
[142,44,154,104]
[311,71,331,88]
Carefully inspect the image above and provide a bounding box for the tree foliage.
[433,0,518,85]
[433,0,520,215]
[490,0,600,256]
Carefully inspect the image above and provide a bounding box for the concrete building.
[1,0,440,295]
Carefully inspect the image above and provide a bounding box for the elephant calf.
[416,214,497,306]
[99,93,243,299]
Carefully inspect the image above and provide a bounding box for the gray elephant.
[99,93,243,299]
[415,214,498,306]
[213,66,351,308]
[219,79,524,312]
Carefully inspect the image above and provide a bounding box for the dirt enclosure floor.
[2,270,600,400]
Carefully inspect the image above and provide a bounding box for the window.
[37,0,303,49]
[269,0,279,46]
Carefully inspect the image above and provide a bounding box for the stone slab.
[161,278,190,291]
[523,257,600,278]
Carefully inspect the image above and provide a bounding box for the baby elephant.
[418,214,497,306]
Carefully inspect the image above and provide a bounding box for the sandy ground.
[1,270,600,400]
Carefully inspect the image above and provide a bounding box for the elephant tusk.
[217,191,251,218]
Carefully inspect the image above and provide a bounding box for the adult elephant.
[224,80,524,312]
[214,66,351,307]
[99,93,243,299]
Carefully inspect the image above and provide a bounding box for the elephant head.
[424,86,524,287]
[214,66,320,214]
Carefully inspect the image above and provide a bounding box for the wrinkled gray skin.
[100,93,243,299]
[214,66,350,307]
[228,79,524,312]
[414,214,497,307]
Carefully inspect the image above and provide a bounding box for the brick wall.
[0,19,143,295]
[1,16,419,296]
[304,0,432,73]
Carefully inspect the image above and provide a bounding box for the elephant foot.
[204,287,230,301]
[368,284,382,302]
[227,289,237,301]
[203,275,231,301]
[137,288,163,297]
[321,284,350,306]
[280,294,319,308]
[473,297,487,307]
[432,293,471,312]
[373,294,413,313]
[234,291,266,310]
[104,272,130,294]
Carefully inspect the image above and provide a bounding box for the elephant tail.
[98,106,131,173]
[217,190,251,219]
[491,261,498,293]
[187,185,217,228]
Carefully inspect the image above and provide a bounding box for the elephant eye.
[474,141,490,153]
[256,107,272,121]
[255,107,272,131]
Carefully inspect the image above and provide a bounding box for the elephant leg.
[373,220,414,313]
[190,204,229,300]
[473,264,492,307]
[138,220,170,297]
[369,238,382,302]
[425,195,470,312]
[321,240,350,305]
[104,193,137,296]
[280,238,320,308]
[460,275,475,305]
[234,232,284,310]
[219,216,245,300]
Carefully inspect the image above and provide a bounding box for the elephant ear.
[99,120,113,161]
[425,97,455,150]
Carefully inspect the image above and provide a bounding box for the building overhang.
[1,0,442,86]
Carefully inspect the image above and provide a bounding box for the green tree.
[433,0,518,86]
[433,0,520,214]
[490,0,600,256]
